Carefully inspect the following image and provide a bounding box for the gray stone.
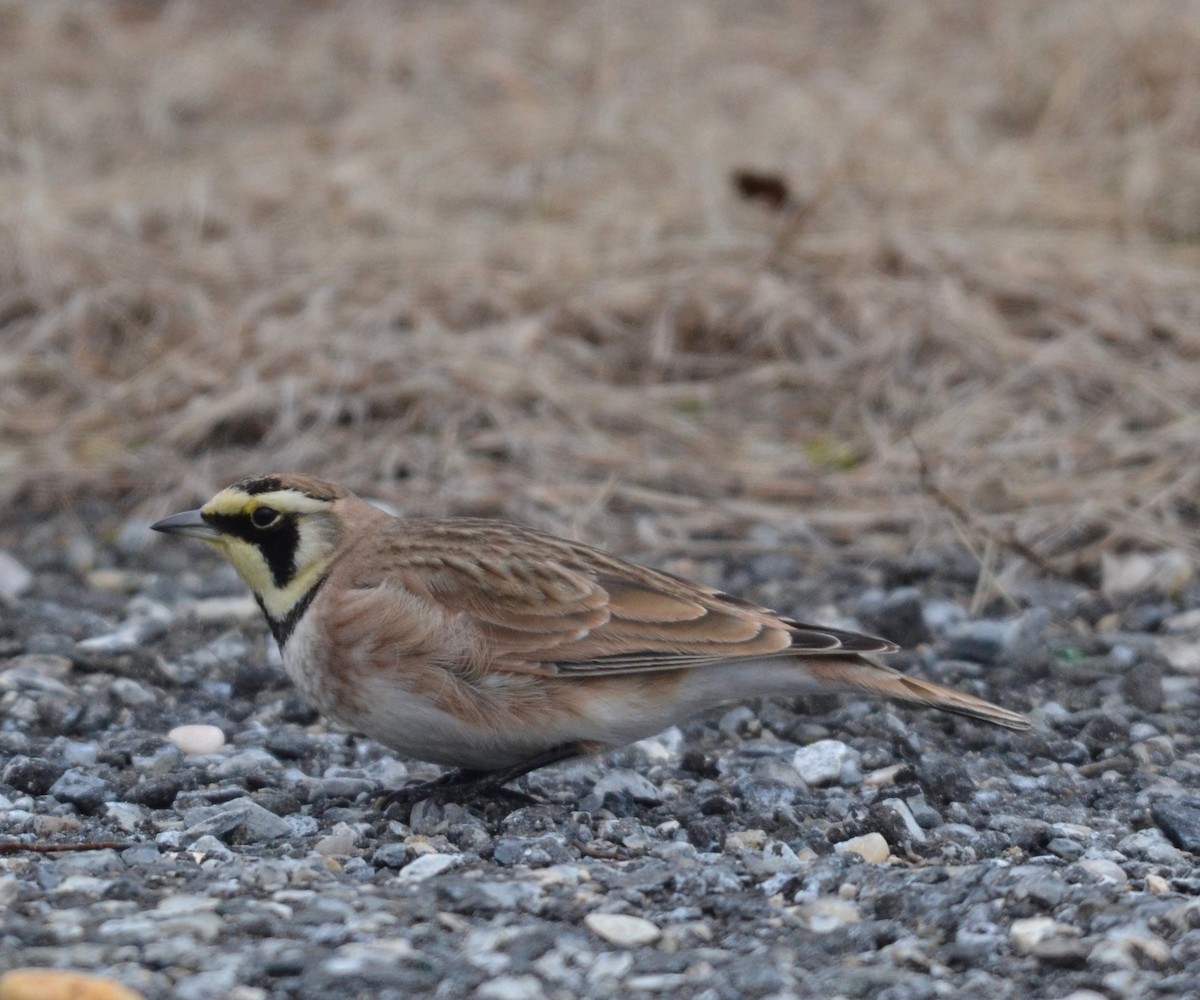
[492,835,572,867]
[188,835,235,860]
[48,770,114,813]
[1047,837,1084,861]
[941,618,1019,664]
[1152,800,1200,853]
[211,748,282,780]
[182,797,292,843]
[322,939,417,978]
[372,843,412,869]
[76,598,175,653]
[1121,658,1165,713]
[879,797,927,843]
[478,880,543,910]
[589,768,663,805]
[907,799,943,829]
[174,968,240,1000]
[55,743,97,768]
[104,801,147,833]
[0,655,74,696]
[1118,828,1185,864]
[4,755,65,795]
[872,588,932,648]
[1010,872,1067,909]
[303,776,376,802]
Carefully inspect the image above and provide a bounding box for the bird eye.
[250,506,280,529]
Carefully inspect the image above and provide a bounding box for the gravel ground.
[2,513,1200,1000]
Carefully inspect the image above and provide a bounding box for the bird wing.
[379,519,896,676]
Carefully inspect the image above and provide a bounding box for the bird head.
[152,474,346,622]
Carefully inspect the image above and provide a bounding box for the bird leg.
[378,744,583,808]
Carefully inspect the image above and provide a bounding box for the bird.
[152,473,1030,801]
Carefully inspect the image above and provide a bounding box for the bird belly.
[281,608,833,772]
[278,611,575,769]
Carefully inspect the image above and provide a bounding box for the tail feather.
[805,657,1032,731]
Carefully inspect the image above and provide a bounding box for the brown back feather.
[356,515,894,673]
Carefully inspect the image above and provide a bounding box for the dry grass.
[3,0,1200,574]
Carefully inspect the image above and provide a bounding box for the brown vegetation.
[2,1,1199,574]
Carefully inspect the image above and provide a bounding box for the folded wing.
[386,519,895,674]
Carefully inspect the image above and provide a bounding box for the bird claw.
[376,771,541,812]
[376,746,579,812]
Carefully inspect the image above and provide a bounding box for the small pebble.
[879,798,927,843]
[1076,859,1128,885]
[1145,874,1171,894]
[1101,550,1192,599]
[396,853,462,882]
[169,725,226,755]
[794,897,860,933]
[834,833,890,864]
[76,600,174,653]
[792,740,859,786]
[584,913,661,947]
[315,824,359,857]
[1117,828,1184,864]
[1151,799,1200,852]
[475,975,546,1000]
[940,618,1018,663]
[0,552,33,598]
[1010,916,1071,953]
[589,768,662,805]
[48,770,113,814]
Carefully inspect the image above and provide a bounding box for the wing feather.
[371,518,896,677]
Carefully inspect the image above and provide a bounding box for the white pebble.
[834,832,890,864]
[1101,550,1192,599]
[794,896,861,933]
[475,974,546,1000]
[792,740,859,786]
[1077,858,1128,885]
[0,552,33,598]
[105,801,148,833]
[169,724,226,755]
[1010,916,1068,952]
[1145,874,1171,894]
[584,912,661,947]
[397,853,462,882]
[315,823,359,857]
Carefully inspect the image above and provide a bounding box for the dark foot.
[377,770,539,810]
[377,745,583,810]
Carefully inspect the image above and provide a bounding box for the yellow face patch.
[196,486,341,621]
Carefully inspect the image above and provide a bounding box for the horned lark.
[152,474,1030,799]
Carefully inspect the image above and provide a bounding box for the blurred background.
[3,0,1199,580]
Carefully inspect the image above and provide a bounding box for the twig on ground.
[0,840,135,854]
[913,441,1077,584]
